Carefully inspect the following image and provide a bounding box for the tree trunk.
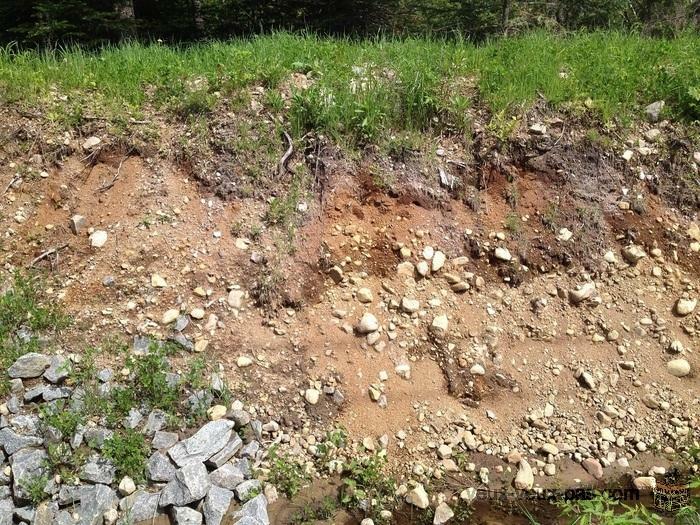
[117,0,136,38]
[192,0,205,35]
[501,0,511,32]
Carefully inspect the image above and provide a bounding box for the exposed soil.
[1,105,698,523]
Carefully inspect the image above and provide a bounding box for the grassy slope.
[0,31,699,140]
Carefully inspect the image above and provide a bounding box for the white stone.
[89,230,108,248]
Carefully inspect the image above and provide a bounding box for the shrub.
[103,429,149,483]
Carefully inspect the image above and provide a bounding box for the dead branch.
[96,148,134,193]
[29,243,69,267]
[278,131,293,178]
[3,175,21,195]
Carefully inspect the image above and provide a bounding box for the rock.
[230,494,269,525]
[203,485,234,525]
[405,484,429,509]
[304,389,320,405]
[144,409,168,436]
[237,356,253,368]
[0,499,13,525]
[147,451,177,482]
[514,460,534,490]
[431,251,446,272]
[207,405,227,421]
[89,230,108,248]
[160,308,180,325]
[400,297,420,313]
[43,355,70,384]
[582,458,603,480]
[209,460,249,490]
[160,462,211,507]
[168,420,234,467]
[80,456,116,484]
[357,288,373,303]
[416,261,430,276]
[633,476,656,491]
[193,339,209,353]
[328,266,344,283]
[357,313,379,334]
[78,484,118,525]
[235,479,262,501]
[69,215,86,234]
[118,476,136,496]
[190,308,205,320]
[120,491,161,522]
[103,508,118,525]
[0,427,43,454]
[397,262,415,277]
[557,228,573,242]
[207,435,243,469]
[8,353,50,379]
[569,282,595,305]
[151,274,167,288]
[82,136,102,150]
[470,364,485,376]
[579,371,596,390]
[667,359,690,378]
[228,290,245,309]
[675,298,697,316]
[621,245,646,264]
[433,502,454,524]
[10,448,47,501]
[172,506,203,525]
[494,247,512,262]
[645,101,664,122]
[600,428,615,442]
[540,443,559,456]
[431,314,448,333]
[529,122,547,135]
[152,431,179,450]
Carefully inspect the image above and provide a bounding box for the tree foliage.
[1,0,698,47]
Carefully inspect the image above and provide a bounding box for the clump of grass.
[103,429,149,483]
[558,491,664,524]
[40,400,84,437]
[291,496,338,524]
[0,273,70,394]
[46,442,87,484]
[20,474,49,505]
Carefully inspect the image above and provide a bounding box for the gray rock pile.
[0,352,270,525]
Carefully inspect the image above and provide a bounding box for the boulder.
[230,494,269,525]
[168,420,234,467]
[8,353,50,379]
[160,462,211,507]
[203,485,234,525]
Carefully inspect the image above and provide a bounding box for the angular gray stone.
[0,427,43,455]
[206,434,242,468]
[143,409,168,436]
[9,448,47,501]
[209,459,250,490]
[8,353,50,379]
[33,501,58,525]
[239,440,260,460]
[231,494,269,525]
[0,499,13,525]
[203,485,234,525]
[172,506,203,525]
[43,355,70,384]
[235,479,261,501]
[147,452,177,482]
[80,456,116,484]
[42,386,72,402]
[78,484,118,525]
[159,462,211,507]
[119,491,161,522]
[58,485,82,505]
[23,385,45,402]
[83,427,113,449]
[123,408,143,429]
[167,420,233,467]
[152,431,179,450]
[55,510,75,525]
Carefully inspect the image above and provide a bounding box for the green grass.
[0,31,698,139]
[102,429,149,483]
[0,273,70,394]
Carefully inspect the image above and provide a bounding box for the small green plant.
[340,454,396,519]
[505,213,522,235]
[290,496,338,524]
[505,183,520,208]
[127,344,179,414]
[103,429,149,483]
[46,442,87,483]
[20,474,49,505]
[558,491,664,524]
[267,445,310,499]
[40,400,84,437]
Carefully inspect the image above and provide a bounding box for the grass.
[102,429,150,483]
[0,31,698,141]
[266,445,310,499]
[0,272,70,394]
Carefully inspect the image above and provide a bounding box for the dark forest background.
[1,0,699,48]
